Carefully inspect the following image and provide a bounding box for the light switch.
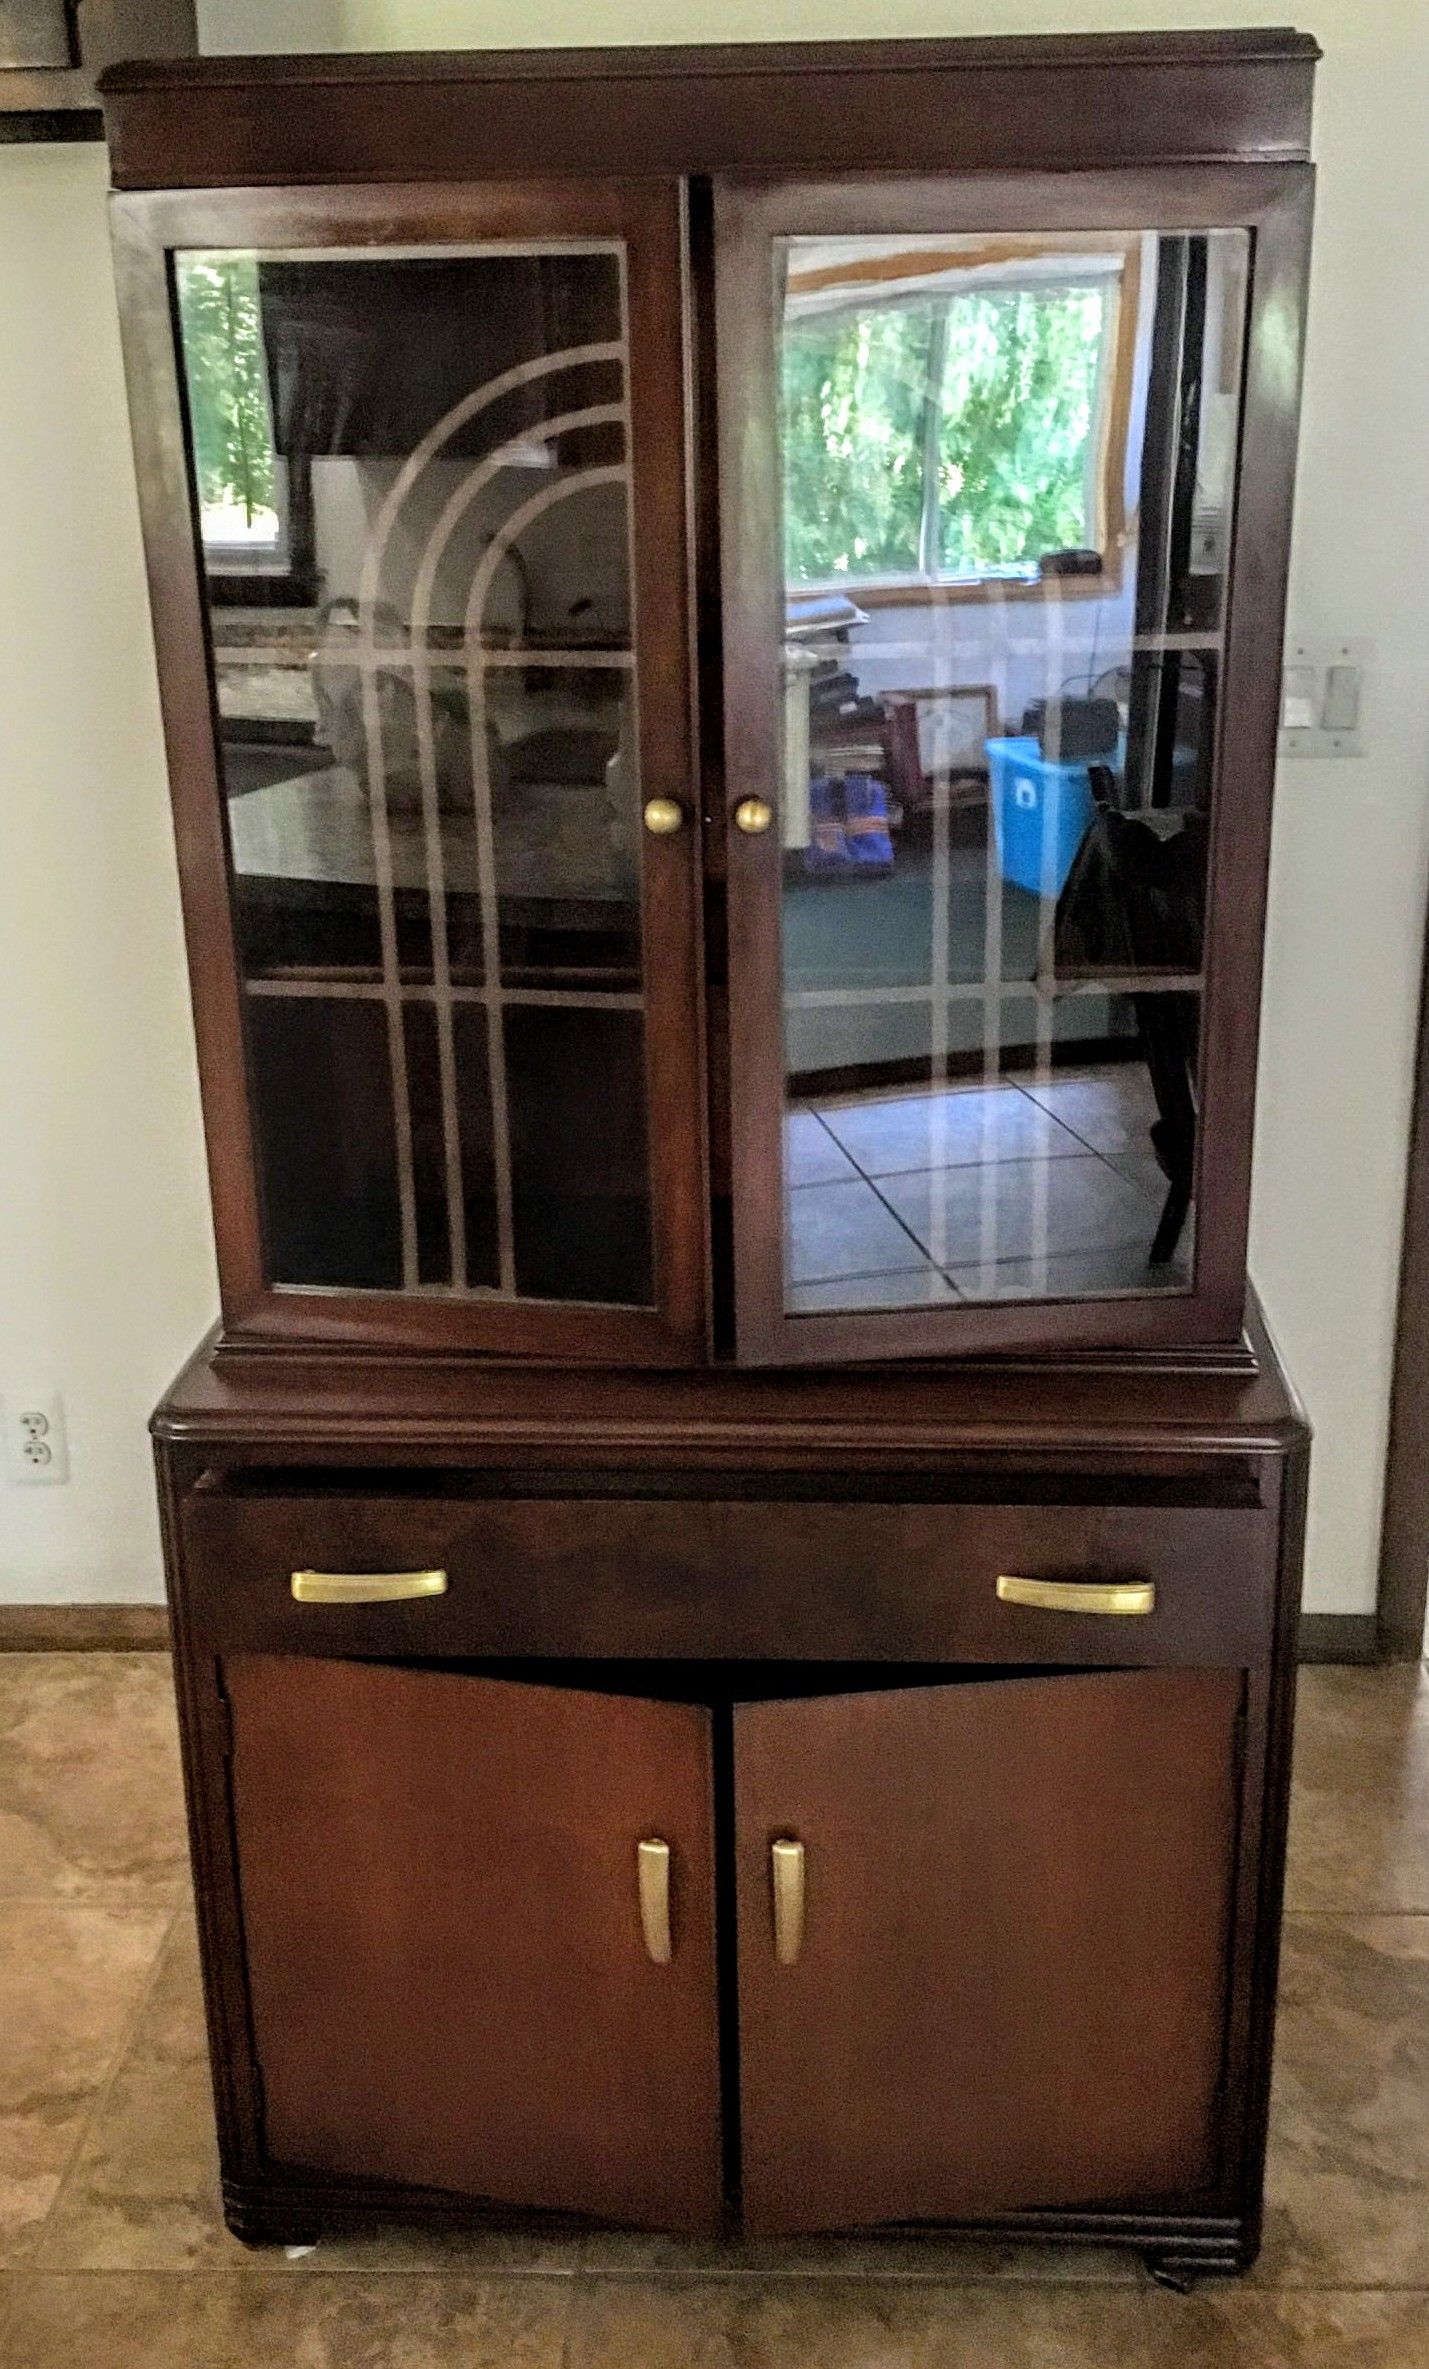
[1322,662,1361,734]
[1281,666,1318,732]
[1279,638,1369,759]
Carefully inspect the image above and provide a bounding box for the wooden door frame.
[1377,912,1429,1660]
[110,176,709,1366]
[715,164,1315,1367]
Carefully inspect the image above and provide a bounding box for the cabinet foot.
[222,2183,322,2251]
[1144,2246,1245,2292]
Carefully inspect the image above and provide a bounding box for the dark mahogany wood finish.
[153,1304,1308,2274]
[717,165,1314,1364]
[115,33,1316,2282]
[227,1657,722,2230]
[103,33,1316,1371]
[734,1669,1242,2233]
[100,34,1317,190]
[110,177,707,1366]
[183,1486,1276,1667]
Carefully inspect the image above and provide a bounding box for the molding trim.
[1379,903,1429,1664]
[1298,1613,1380,1667]
[0,1605,169,1652]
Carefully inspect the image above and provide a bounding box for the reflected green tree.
[782,301,934,579]
[782,283,1105,584]
[176,254,276,527]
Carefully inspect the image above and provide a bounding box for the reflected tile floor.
[785,1071,1189,1313]
[0,1654,1427,2367]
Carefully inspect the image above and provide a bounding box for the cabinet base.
[220,2173,1255,2276]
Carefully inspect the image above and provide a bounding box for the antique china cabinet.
[103,30,1316,2279]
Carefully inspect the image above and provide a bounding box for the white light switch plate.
[1279,638,1369,759]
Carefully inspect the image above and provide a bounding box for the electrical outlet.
[4,1392,69,1485]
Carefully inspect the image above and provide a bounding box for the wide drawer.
[178,1485,1277,1666]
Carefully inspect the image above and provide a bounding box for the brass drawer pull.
[996,1574,1156,1617]
[771,1836,806,1967]
[637,1837,672,1964]
[290,1570,448,1605]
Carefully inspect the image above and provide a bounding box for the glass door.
[119,182,705,1360]
[717,173,1309,1362]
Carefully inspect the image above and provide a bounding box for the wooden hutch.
[102,30,1315,2281]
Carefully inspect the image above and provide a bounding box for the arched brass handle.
[291,1570,447,1604]
[996,1575,1156,1616]
[771,1836,805,1966]
[637,1837,672,1964]
[733,796,775,836]
[642,797,686,836]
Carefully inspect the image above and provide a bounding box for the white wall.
[0,145,217,1603]
[2,0,1426,1611]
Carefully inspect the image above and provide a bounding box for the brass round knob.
[642,797,686,837]
[733,796,775,836]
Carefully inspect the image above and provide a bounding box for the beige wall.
[0,144,216,1604]
[2,0,1426,1611]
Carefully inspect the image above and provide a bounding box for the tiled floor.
[0,1652,1427,2364]
[785,1068,1192,1312]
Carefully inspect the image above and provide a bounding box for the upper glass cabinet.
[111,109,1310,1369]
[718,179,1294,1362]
[121,185,705,1359]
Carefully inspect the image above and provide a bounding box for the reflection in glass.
[776,229,1248,1316]
[175,244,653,1306]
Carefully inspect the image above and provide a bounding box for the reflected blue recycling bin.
[985,734,1097,898]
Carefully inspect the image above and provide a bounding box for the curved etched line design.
[356,340,624,632]
[461,461,634,1296]
[346,337,623,1289]
[408,406,628,1293]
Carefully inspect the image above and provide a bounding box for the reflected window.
[782,244,1125,591]
[176,255,305,593]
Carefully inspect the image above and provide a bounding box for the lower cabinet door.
[226,1656,722,2231]
[733,1668,1242,2235]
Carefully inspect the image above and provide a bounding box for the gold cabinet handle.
[733,796,775,835]
[637,1837,672,1965]
[290,1570,448,1605]
[642,796,686,836]
[771,1836,805,1967]
[996,1574,1156,1617]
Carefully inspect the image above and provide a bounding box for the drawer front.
[179,1488,1276,1666]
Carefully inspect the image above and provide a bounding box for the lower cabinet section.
[227,1658,722,2231]
[733,1669,1240,2234]
[225,1656,1243,2239]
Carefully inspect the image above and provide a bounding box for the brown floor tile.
[0,1900,169,2266]
[0,2269,573,2368]
[1145,2288,1429,2367]
[34,1912,220,2272]
[0,1654,186,1907]
[36,1912,582,2274]
[1286,1664,1429,1912]
[291,2225,586,2272]
[578,2228,1136,2281]
[567,2277,1156,2366]
[1256,1915,1429,2287]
